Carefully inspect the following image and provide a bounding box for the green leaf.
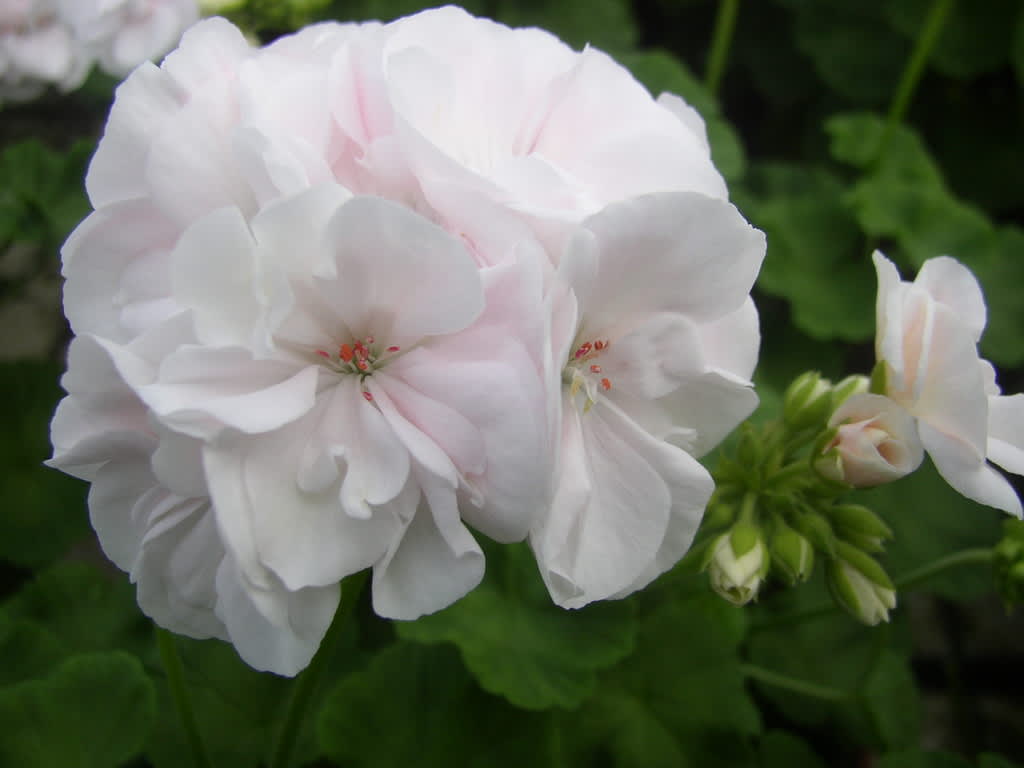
[858,461,1003,602]
[979,754,1023,768]
[0,651,156,768]
[780,1,907,105]
[759,730,827,768]
[885,0,1017,79]
[974,226,1024,368]
[396,543,636,710]
[601,574,761,737]
[2,561,151,660]
[317,641,547,768]
[876,750,973,768]
[619,49,746,181]
[0,615,65,687]
[859,650,921,749]
[0,361,90,568]
[735,163,874,341]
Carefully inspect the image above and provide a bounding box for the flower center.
[563,337,612,412]
[314,335,401,402]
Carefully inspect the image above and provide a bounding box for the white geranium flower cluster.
[48,7,765,675]
[0,0,198,103]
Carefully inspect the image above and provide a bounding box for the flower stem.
[705,0,741,96]
[750,546,993,633]
[268,570,368,768]
[878,0,955,159]
[740,663,849,702]
[156,628,214,768]
[894,547,993,591]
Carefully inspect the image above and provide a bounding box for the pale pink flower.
[0,0,89,101]
[817,393,924,487]
[532,192,765,608]
[873,251,1024,516]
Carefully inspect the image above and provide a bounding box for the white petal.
[920,423,1022,517]
[372,475,484,620]
[697,297,760,382]
[915,256,987,341]
[657,370,759,458]
[599,312,704,400]
[319,196,483,344]
[569,192,765,330]
[988,394,1024,476]
[141,348,319,438]
[214,554,340,677]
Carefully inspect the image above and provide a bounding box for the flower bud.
[826,543,896,625]
[827,504,893,553]
[792,510,837,558]
[830,375,869,409]
[707,522,768,605]
[770,525,814,585]
[783,372,833,431]
[815,393,924,487]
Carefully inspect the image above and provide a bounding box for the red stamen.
[339,343,354,362]
[574,342,592,359]
[365,336,375,345]
[353,341,368,359]
[362,391,374,402]
[386,345,400,353]
[601,378,612,391]
[594,340,606,351]
[590,364,602,373]
[316,349,330,358]
[356,360,369,371]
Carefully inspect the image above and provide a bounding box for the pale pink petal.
[988,394,1024,476]
[319,196,483,345]
[657,370,759,458]
[915,255,987,341]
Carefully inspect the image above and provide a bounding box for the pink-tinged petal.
[872,251,906,373]
[599,312,704,400]
[988,394,1024,477]
[203,419,398,592]
[920,423,1022,517]
[214,554,340,677]
[387,326,549,542]
[87,454,160,572]
[372,474,485,620]
[364,380,457,487]
[657,370,759,458]
[823,394,924,487]
[915,256,987,342]
[537,400,672,608]
[568,192,765,330]
[86,62,183,207]
[319,196,483,344]
[171,206,275,351]
[698,297,760,382]
[656,92,711,153]
[61,200,181,341]
[141,348,319,438]
[160,17,251,94]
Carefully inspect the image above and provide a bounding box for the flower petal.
[988,394,1024,477]
[915,255,987,342]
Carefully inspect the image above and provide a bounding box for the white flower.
[817,392,924,487]
[531,192,765,608]
[0,0,89,102]
[873,251,1024,516]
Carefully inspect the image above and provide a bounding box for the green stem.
[894,547,993,591]
[738,490,758,525]
[750,546,993,633]
[705,0,741,96]
[877,0,955,160]
[156,628,214,768]
[740,663,849,702]
[268,570,368,768]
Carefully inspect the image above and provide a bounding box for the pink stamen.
[386,345,400,353]
[362,391,374,402]
[316,349,330,359]
[590,364,602,373]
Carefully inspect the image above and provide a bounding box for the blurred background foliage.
[1,0,1023,766]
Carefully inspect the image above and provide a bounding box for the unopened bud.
[783,372,833,431]
[706,523,768,605]
[826,543,896,625]
[793,510,837,558]
[771,525,815,585]
[827,504,893,553]
[815,394,923,488]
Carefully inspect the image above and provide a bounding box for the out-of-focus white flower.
[531,191,764,608]
[0,0,89,101]
[0,0,196,103]
[816,392,924,488]
[873,251,1024,516]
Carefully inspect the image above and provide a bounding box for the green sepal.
[869,360,889,395]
